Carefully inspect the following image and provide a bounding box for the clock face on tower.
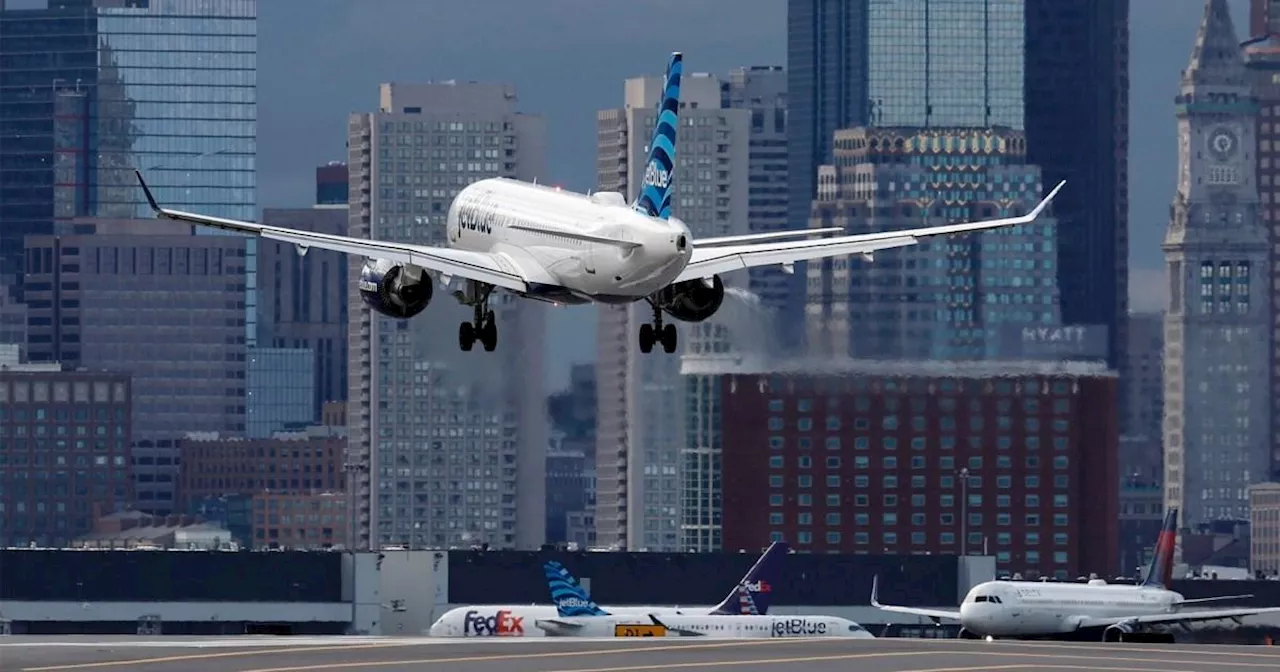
[1206,126,1239,162]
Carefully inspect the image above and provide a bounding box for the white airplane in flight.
[871,508,1280,643]
[134,51,1064,355]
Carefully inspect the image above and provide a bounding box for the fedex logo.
[741,580,773,593]
[463,609,525,636]
[643,161,670,190]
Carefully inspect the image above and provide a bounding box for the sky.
[253,0,1250,391]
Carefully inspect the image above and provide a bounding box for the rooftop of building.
[681,355,1116,379]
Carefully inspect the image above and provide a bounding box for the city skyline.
[246,0,1250,390]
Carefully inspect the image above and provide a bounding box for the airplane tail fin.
[542,561,610,617]
[1141,507,1178,589]
[631,52,683,220]
[709,540,787,615]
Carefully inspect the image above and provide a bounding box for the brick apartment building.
[716,360,1119,579]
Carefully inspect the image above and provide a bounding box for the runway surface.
[2,636,1280,672]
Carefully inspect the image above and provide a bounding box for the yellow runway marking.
[22,638,808,672]
[20,644,419,671]
[240,643,927,672]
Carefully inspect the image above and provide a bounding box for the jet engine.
[358,258,433,319]
[654,275,725,323]
[1101,623,1132,642]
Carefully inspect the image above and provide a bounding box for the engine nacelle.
[1102,623,1134,642]
[654,275,725,323]
[358,258,433,319]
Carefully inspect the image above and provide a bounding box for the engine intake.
[358,259,433,319]
[654,275,724,323]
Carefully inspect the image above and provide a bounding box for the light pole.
[959,467,970,556]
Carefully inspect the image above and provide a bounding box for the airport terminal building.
[2,547,1280,637]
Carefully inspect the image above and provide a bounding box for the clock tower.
[1164,0,1271,531]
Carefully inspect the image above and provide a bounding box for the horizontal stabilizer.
[508,223,641,249]
[694,228,844,246]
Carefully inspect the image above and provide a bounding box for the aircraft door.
[583,242,598,276]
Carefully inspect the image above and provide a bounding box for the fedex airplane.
[427,541,786,637]
[871,508,1280,643]
[133,51,1064,355]
[532,548,873,639]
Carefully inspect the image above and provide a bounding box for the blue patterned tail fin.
[631,52,683,220]
[542,561,610,617]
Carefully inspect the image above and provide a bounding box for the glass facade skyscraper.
[0,0,257,322]
[866,0,1024,128]
[788,0,1128,370]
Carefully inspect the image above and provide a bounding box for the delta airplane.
[427,541,787,637]
[133,51,1065,355]
[871,508,1280,643]
[532,548,873,639]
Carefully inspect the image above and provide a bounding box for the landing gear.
[455,282,497,352]
[638,301,677,354]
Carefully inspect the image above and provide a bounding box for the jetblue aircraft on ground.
[871,508,1280,642]
[135,51,1063,354]
[532,544,872,639]
[427,541,786,637]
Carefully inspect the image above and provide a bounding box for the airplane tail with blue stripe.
[1141,507,1178,589]
[709,540,788,615]
[543,561,611,617]
[631,52,683,220]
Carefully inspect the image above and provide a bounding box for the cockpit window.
[848,624,864,632]
[973,595,1004,604]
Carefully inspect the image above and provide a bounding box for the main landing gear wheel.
[638,303,678,354]
[458,283,498,352]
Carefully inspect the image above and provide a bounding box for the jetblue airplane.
[532,546,872,639]
[134,51,1064,355]
[871,508,1280,642]
[427,541,787,637]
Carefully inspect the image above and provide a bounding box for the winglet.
[870,575,882,607]
[1027,180,1066,220]
[135,170,162,214]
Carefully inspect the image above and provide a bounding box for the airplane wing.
[674,180,1065,284]
[869,575,962,623]
[693,227,844,246]
[133,171,530,293]
[1075,605,1280,630]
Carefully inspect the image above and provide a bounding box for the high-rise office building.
[723,67,792,333]
[23,217,249,514]
[787,0,1128,370]
[0,0,257,302]
[1244,1,1280,472]
[347,82,549,550]
[805,126,1060,360]
[258,206,349,420]
[594,73,750,551]
[1164,0,1271,528]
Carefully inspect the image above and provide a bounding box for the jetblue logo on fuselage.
[643,161,670,189]
[458,207,494,235]
[771,618,827,637]
[557,597,593,609]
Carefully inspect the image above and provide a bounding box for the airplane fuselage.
[444,177,694,305]
[534,614,874,639]
[959,580,1183,637]
[427,605,701,637]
